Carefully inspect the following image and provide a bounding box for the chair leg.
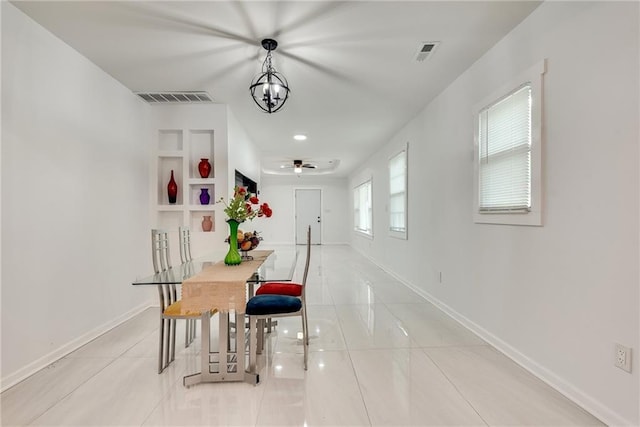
[185,319,196,348]
[302,311,308,370]
[158,318,165,374]
[185,320,190,348]
[302,306,309,345]
[163,319,170,370]
[257,319,265,354]
[170,319,176,363]
[248,316,258,374]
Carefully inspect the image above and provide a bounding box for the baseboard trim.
[1,301,154,392]
[351,246,632,427]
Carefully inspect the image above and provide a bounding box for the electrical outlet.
[615,343,632,373]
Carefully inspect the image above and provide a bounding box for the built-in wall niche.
[189,130,214,179]
[154,126,218,233]
[189,184,215,206]
[190,210,215,232]
[157,156,183,205]
[158,129,183,152]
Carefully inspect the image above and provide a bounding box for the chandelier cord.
[263,50,273,74]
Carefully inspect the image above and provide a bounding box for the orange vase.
[201,216,213,232]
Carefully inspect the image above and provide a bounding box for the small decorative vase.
[167,170,178,204]
[199,188,210,205]
[201,215,213,232]
[198,158,211,178]
[224,219,242,266]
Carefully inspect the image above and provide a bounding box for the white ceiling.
[12,0,541,177]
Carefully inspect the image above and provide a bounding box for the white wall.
[1,3,152,388]
[259,175,349,245]
[350,2,639,425]
[227,108,261,191]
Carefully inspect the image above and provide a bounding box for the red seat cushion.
[255,282,303,297]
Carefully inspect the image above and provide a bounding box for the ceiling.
[11,1,541,177]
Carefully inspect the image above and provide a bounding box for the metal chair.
[253,225,310,345]
[178,225,193,263]
[152,229,215,374]
[246,226,311,375]
[178,226,196,346]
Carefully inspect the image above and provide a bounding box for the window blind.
[354,180,372,234]
[478,84,532,212]
[389,150,406,232]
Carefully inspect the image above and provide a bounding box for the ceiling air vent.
[414,42,440,62]
[135,91,213,104]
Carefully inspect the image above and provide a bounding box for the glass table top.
[132,246,299,285]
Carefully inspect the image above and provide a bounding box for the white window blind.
[354,180,372,235]
[389,150,406,233]
[478,84,532,212]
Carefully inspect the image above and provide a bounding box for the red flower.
[245,203,253,213]
[249,195,259,204]
[235,186,247,197]
[260,203,273,218]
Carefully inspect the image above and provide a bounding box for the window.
[473,60,545,226]
[478,84,531,211]
[354,179,373,236]
[389,147,407,238]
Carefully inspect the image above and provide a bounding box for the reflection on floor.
[1,245,603,426]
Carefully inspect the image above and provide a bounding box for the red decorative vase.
[198,158,211,178]
[167,170,178,204]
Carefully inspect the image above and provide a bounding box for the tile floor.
[1,245,604,426]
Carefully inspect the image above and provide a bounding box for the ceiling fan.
[281,160,316,173]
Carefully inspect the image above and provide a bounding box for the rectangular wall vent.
[135,91,213,104]
[414,41,440,62]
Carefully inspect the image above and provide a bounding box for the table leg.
[184,311,258,386]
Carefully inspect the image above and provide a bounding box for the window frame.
[388,144,408,239]
[473,60,546,226]
[353,178,373,237]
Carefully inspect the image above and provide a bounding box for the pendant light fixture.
[249,39,290,113]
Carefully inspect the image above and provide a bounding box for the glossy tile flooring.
[2,245,604,426]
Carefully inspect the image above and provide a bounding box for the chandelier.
[249,39,290,113]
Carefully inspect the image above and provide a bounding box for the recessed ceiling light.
[293,134,307,141]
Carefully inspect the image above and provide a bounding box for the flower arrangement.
[218,186,273,222]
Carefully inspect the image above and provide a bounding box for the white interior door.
[295,189,321,245]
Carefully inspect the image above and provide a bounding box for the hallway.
[1,245,602,426]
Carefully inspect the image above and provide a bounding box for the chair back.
[151,229,178,316]
[178,226,192,263]
[151,229,172,274]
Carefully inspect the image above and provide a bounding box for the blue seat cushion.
[246,294,302,316]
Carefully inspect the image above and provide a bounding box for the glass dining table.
[132,246,298,386]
